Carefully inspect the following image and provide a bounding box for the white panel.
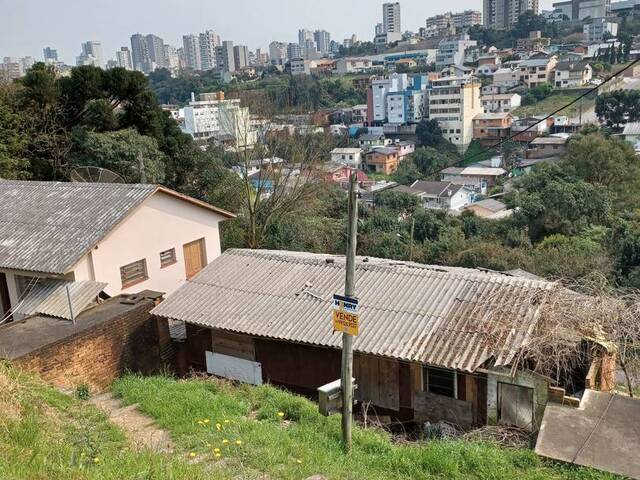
[205,351,262,385]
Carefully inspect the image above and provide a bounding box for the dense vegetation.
[3,64,640,288]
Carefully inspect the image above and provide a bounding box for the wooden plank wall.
[255,339,341,391]
[354,354,400,411]
[212,330,255,360]
[185,324,212,370]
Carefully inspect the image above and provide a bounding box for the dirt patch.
[91,393,174,453]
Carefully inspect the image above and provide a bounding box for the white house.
[481,93,522,113]
[440,166,507,194]
[0,181,235,321]
[330,148,364,168]
[400,180,474,211]
[554,61,593,88]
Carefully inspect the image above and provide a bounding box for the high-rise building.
[145,34,166,69]
[43,47,58,62]
[428,76,483,149]
[233,45,249,70]
[269,41,288,65]
[199,30,220,71]
[116,47,133,70]
[164,45,180,72]
[383,3,401,34]
[216,41,236,72]
[551,0,611,20]
[298,29,314,46]
[182,34,202,70]
[77,41,104,67]
[314,30,331,54]
[130,34,148,72]
[426,10,482,33]
[483,0,539,29]
[288,42,304,60]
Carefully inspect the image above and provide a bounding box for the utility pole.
[341,172,358,452]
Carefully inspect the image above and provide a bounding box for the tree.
[562,132,640,209]
[70,128,166,183]
[511,163,611,242]
[0,98,30,179]
[416,119,444,148]
[596,90,640,129]
[374,190,420,215]
[411,146,454,177]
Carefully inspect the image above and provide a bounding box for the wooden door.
[498,383,534,430]
[183,238,207,279]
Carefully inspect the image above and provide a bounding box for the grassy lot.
[0,364,619,479]
[512,93,596,119]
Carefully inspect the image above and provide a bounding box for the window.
[424,366,456,398]
[120,259,148,288]
[160,248,177,268]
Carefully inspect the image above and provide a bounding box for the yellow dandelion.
[222,439,229,444]
[277,411,285,418]
[93,457,100,464]
[203,419,210,424]
[213,448,221,453]
[215,453,222,458]
[216,423,222,430]
[189,452,197,458]
[197,420,204,426]
[224,419,230,424]
[296,459,303,464]
[235,440,242,445]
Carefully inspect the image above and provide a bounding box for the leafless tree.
[218,98,327,249]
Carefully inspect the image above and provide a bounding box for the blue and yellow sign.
[332,294,359,336]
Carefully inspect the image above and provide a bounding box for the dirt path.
[91,393,174,453]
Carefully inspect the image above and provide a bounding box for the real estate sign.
[332,294,359,336]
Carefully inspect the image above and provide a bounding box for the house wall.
[487,368,549,431]
[72,191,225,297]
[14,299,170,391]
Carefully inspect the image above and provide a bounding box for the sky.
[0,0,553,64]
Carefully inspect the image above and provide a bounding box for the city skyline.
[0,0,553,64]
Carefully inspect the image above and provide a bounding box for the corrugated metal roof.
[622,122,640,136]
[14,278,106,320]
[0,181,157,274]
[152,249,554,372]
[0,180,234,275]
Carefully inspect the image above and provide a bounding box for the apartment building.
[233,45,249,70]
[269,42,288,65]
[481,92,522,112]
[116,47,133,70]
[554,61,593,87]
[182,34,202,70]
[435,34,478,69]
[551,0,611,19]
[216,41,236,73]
[428,76,483,150]
[199,31,221,71]
[77,41,104,68]
[583,18,618,42]
[483,0,540,29]
[183,92,256,148]
[473,112,514,147]
[369,73,429,125]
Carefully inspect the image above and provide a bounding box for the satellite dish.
[70,166,125,184]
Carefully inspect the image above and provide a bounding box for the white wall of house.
[72,191,225,297]
[1,192,227,315]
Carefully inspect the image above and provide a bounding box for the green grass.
[109,373,618,480]
[512,93,595,118]
[0,363,620,479]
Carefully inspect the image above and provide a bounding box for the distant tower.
[382,2,401,34]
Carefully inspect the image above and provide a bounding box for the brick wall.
[15,299,171,391]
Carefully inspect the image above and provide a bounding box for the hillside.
[0,365,618,479]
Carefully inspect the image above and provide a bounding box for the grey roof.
[369,146,397,155]
[14,279,106,320]
[410,180,463,197]
[0,180,234,275]
[530,136,568,145]
[152,249,554,372]
[622,122,640,136]
[468,198,507,213]
[359,134,386,141]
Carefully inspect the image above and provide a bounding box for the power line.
[446,56,640,168]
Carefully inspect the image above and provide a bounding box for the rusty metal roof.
[13,279,107,320]
[152,249,554,372]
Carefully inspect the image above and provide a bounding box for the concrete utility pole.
[341,172,358,452]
